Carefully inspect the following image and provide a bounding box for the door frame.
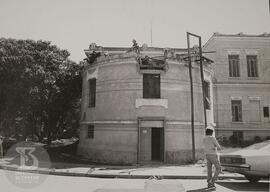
[137,117,166,164]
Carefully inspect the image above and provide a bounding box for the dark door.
[151,128,164,161]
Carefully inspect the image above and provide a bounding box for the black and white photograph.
[0,0,269,191]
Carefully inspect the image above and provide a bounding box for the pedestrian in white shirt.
[203,126,222,189]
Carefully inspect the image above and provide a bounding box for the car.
[2,137,17,154]
[220,140,270,183]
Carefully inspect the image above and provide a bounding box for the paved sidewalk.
[0,158,244,180]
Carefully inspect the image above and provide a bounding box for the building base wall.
[78,147,137,165]
[77,122,206,165]
[216,129,270,141]
[77,123,138,165]
[166,149,204,164]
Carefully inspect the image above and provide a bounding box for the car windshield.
[245,141,270,150]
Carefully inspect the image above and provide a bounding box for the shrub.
[254,136,262,143]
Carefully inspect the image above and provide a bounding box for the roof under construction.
[84,41,214,71]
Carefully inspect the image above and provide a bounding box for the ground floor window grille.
[87,125,94,138]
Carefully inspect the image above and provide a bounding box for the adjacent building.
[77,43,214,164]
[204,33,270,144]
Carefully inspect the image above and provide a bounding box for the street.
[0,170,268,192]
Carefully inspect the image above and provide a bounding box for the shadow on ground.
[216,180,269,191]
[5,152,195,170]
[187,187,212,192]
[187,180,270,192]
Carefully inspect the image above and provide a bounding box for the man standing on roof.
[203,124,222,189]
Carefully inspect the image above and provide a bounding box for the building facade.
[204,33,270,144]
[77,43,214,164]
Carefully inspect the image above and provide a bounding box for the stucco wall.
[78,51,213,164]
[204,35,270,141]
[77,122,205,164]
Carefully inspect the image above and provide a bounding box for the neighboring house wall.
[204,33,270,143]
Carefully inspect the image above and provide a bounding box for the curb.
[0,164,245,180]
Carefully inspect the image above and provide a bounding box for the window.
[143,74,160,98]
[231,100,242,122]
[247,55,258,77]
[204,81,210,109]
[87,125,94,138]
[88,78,96,107]
[249,100,260,122]
[263,106,269,117]
[228,55,240,77]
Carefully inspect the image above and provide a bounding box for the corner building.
[78,44,214,164]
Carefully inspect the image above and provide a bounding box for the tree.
[0,38,82,143]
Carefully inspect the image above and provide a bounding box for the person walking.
[203,125,222,189]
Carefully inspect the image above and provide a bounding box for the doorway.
[139,125,164,162]
[138,118,165,163]
[151,128,164,161]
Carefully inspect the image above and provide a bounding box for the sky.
[0,0,269,62]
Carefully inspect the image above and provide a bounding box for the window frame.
[228,55,240,77]
[247,55,258,77]
[88,78,96,107]
[143,73,161,99]
[87,124,94,139]
[231,100,242,122]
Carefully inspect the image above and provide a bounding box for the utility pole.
[150,20,153,46]
[187,32,195,162]
[187,32,207,163]
[199,37,207,128]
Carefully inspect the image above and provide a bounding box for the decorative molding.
[80,120,204,126]
[248,96,261,100]
[230,96,242,100]
[245,50,258,55]
[81,120,136,125]
[227,49,240,55]
[87,67,98,80]
[140,120,164,128]
[167,121,204,125]
[135,98,168,108]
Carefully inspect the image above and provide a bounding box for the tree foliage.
[0,38,82,143]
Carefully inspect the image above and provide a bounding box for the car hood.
[221,149,267,157]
